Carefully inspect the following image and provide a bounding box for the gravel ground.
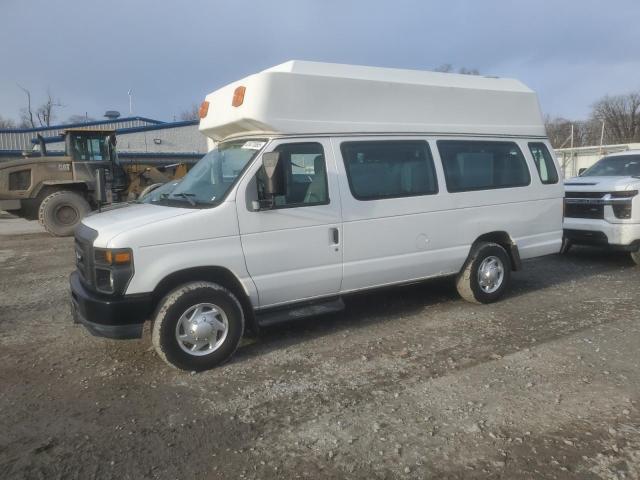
[0,224,639,479]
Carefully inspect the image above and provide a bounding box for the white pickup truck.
[563,150,640,264]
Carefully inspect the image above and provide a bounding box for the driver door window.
[258,142,329,208]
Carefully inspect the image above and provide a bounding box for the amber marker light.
[199,101,210,118]
[232,86,246,107]
[104,249,132,265]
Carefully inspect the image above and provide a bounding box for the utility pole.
[599,121,605,156]
[128,89,133,115]
[570,124,575,176]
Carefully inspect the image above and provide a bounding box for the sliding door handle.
[330,227,340,245]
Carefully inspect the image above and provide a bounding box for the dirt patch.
[1,231,639,479]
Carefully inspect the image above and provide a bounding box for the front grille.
[74,223,98,290]
[9,170,31,191]
[564,203,604,219]
[564,192,605,219]
[565,192,606,198]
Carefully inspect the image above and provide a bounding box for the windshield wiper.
[171,192,196,206]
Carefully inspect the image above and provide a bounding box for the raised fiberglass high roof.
[199,60,546,141]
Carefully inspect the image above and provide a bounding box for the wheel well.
[472,231,521,271]
[151,267,257,333]
[35,183,89,201]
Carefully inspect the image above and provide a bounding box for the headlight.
[609,190,637,219]
[94,248,134,295]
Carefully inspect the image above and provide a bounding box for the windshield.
[582,154,640,177]
[142,139,266,208]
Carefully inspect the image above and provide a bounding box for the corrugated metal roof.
[0,117,165,152]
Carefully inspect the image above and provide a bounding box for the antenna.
[128,89,133,115]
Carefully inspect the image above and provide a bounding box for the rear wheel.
[38,190,90,237]
[152,282,244,371]
[631,250,640,266]
[456,242,511,304]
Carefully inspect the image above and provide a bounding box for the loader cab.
[65,130,112,162]
[63,129,129,194]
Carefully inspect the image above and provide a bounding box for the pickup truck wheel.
[38,190,90,236]
[456,242,511,304]
[631,250,640,266]
[152,282,244,371]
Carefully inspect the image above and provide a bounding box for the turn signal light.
[232,86,246,107]
[105,250,132,265]
[199,101,210,119]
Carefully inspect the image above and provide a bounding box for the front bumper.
[70,271,153,339]
[563,217,640,250]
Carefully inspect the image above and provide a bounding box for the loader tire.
[39,190,90,237]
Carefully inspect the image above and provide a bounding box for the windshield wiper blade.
[171,192,196,206]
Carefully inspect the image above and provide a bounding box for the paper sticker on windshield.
[241,141,265,150]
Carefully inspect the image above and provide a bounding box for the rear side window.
[341,141,438,200]
[528,142,559,184]
[437,140,530,192]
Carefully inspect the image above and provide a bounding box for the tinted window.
[437,140,530,192]
[258,142,328,208]
[528,142,559,184]
[341,141,438,200]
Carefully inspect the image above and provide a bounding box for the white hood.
[81,203,195,247]
[564,176,640,192]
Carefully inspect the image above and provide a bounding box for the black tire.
[38,190,90,236]
[456,242,511,304]
[152,282,244,371]
[631,250,640,266]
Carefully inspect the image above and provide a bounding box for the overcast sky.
[1,0,639,125]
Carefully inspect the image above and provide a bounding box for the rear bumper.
[0,199,21,211]
[69,271,152,339]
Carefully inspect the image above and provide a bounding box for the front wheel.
[456,242,511,304]
[38,190,91,236]
[631,250,640,266]
[152,282,244,371]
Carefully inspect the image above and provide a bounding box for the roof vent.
[104,110,121,120]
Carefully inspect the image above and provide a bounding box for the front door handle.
[330,227,339,245]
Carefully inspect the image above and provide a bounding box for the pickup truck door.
[236,139,343,308]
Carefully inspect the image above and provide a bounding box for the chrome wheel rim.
[175,303,228,356]
[477,256,504,294]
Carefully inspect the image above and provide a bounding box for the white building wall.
[45,124,208,155]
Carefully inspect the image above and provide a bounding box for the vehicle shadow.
[506,246,636,300]
[233,247,637,364]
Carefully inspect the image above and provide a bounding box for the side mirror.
[254,151,285,210]
[578,168,587,176]
[262,152,285,197]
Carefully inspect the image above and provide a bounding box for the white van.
[70,61,563,370]
[563,150,640,263]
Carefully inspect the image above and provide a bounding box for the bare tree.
[18,85,36,128]
[67,114,96,124]
[434,64,480,75]
[18,86,64,128]
[590,92,640,144]
[179,104,200,121]
[0,115,16,129]
[544,115,604,149]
